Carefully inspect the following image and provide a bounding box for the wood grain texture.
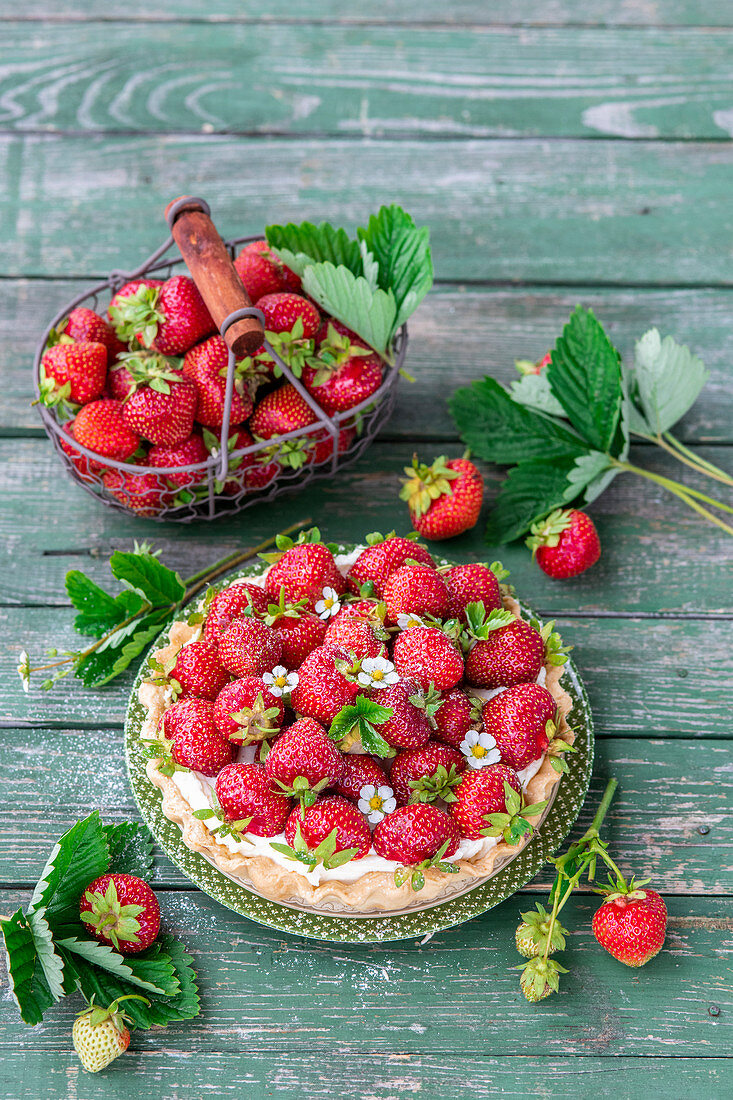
[1,136,732,284]
[6,281,733,441]
[15,2,733,29]
[0,729,727,892]
[1,23,732,139]
[1,605,728,735]
[0,1054,731,1100]
[0,438,730,615]
[0,889,731,1057]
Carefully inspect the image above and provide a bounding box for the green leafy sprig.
[328,695,395,758]
[0,813,199,1029]
[17,519,311,693]
[266,205,433,361]
[449,307,733,544]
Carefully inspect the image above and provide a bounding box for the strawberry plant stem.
[660,432,733,487]
[612,459,733,536]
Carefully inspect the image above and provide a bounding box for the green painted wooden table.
[1,2,731,1096]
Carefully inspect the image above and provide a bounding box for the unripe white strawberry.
[72,995,147,1072]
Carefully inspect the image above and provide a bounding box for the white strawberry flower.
[263,665,299,698]
[397,612,426,631]
[17,650,30,694]
[315,586,342,620]
[357,655,399,690]
[460,729,501,769]
[358,783,397,824]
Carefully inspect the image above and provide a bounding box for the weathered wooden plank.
[1,605,728,735]
[16,2,733,29]
[1,1051,731,1100]
[0,729,727,893]
[0,438,731,616]
[0,889,730,1056]
[1,136,732,285]
[5,280,733,442]
[1,24,731,139]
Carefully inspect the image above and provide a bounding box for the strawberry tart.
[139,531,576,914]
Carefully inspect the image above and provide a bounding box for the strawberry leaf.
[547,306,624,454]
[302,263,397,357]
[0,910,58,1026]
[65,574,146,638]
[56,935,174,996]
[266,221,363,277]
[109,549,185,606]
[631,327,709,436]
[28,812,110,929]
[103,822,155,881]
[356,204,433,339]
[509,371,566,418]
[484,458,581,545]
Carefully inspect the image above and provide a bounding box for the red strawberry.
[464,618,544,689]
[284,796,371,860]
[483,682,556,770]
[267,606,328,667]
[120,361,197,448]
[40,341,107,406]
[249,384,319,441]
[60,423,104,479]
[372,803,460,863]
[289,645,360,725]
[592,887,667,967]
[204,582,269,640]
[390,741,466,804]
[265,717,346,795]
[213,677,284,742]
[215,762,291,836]
[383,563,450,623]
[217,618,283,678]
[372,679,431,750]
[311,425,355,465]
[450,763,521,839]
[324,615,387,660]
[161,697,234,776]
[109,274,214,356]
[331,599,382,626]
[50,307,124,364]
[234,239,300,301]
[182,335,253,428]
[400,455,483,541]
[433,688,476,749]
[102,466,172,516]
[442,563,503,621]
[333,754,389,802]
[147,433,208,489]
[346,534,435,597]
[201,427,272,497]
[527,508,602,579]
[257,292,320,338]
[515,350,551,376]
[392,626,464,692]
[264,542,346,607]
[170,640,230,701]
[303,321,382,414]
[79,873,160,955]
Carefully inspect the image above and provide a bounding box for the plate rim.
[124,546,594,943]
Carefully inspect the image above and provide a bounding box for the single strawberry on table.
[40,340,108,407]
[527,508,601,579]
[215,762,291,836]
[72,996,147,1073]
[592,884,667,967]
[400,454,483,540]
[79,873,160,955]
[213,676,285,743]
[109,274,214,356]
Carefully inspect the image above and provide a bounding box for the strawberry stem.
[657,432,733,488]
[612,459,733,536]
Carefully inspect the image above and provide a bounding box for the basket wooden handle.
[164,196,265,357]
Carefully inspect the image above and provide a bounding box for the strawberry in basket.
[109,274,214,356]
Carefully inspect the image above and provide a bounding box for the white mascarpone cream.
[166,549,549,886]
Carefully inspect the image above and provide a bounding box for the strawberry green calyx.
[265,317,319,379]
[525,508,574,556]
[146,655,183,701]
[115,350,184,397]
[515,902,567,959]
[408,684,443,725]
[461,602,515,647]
[258,526,325,565]
[272,774,330,808]
[328,695,395,758]
[80,880,145,951]
[399,454,461,519]
[262,589,310,625]
[140,736,189,779]
[228,695,283,745]
[531,617,572,667]
[407,763,463,805]
[75,993,150,1031]
[192,801,254,842]
[312,323,373,384]
[546,720,579,774]
[480,781,548,846]
[109,285,164,347]
[393,838,461,892]
[270,822,358,870]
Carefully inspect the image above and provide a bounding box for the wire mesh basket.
[33,197,407,523]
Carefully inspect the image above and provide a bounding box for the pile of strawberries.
[148,532,570,884]
[40,241,386,516]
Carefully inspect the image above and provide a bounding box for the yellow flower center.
[369,796,383,811]
[372,669,384,682]
[275,675,287,688]
[472,744,487,759]
[324,597,335,609]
